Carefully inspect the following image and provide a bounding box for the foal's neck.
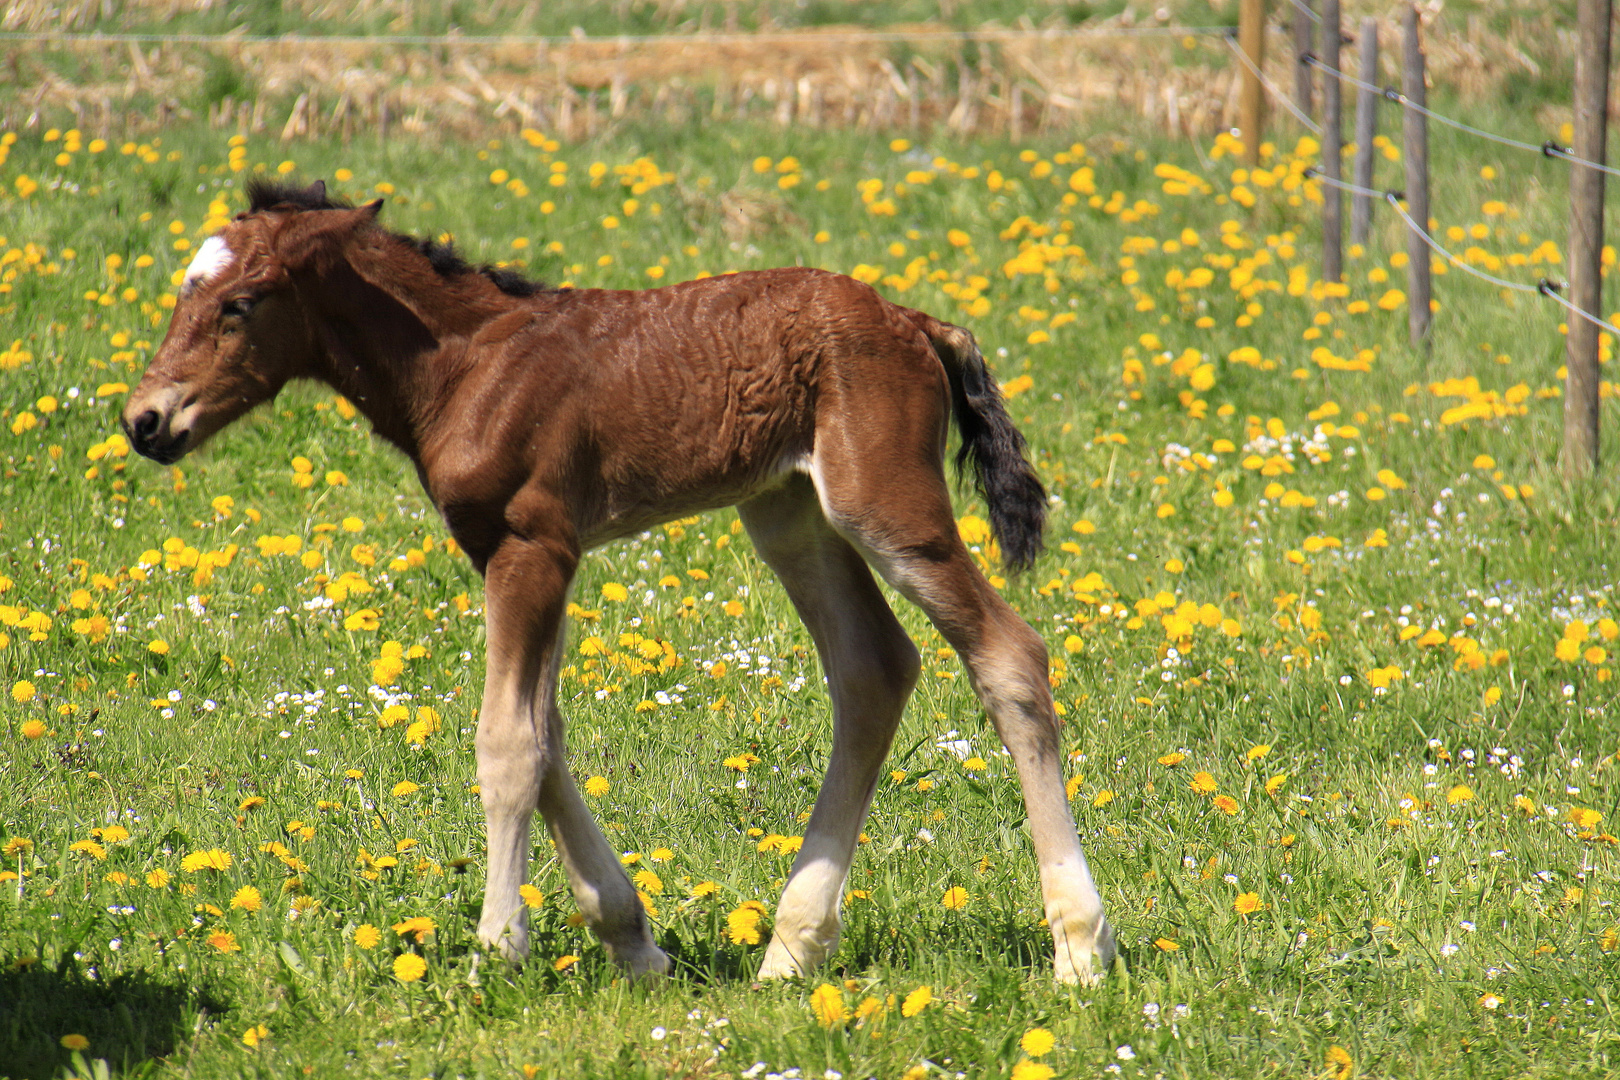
[308,237,521,459]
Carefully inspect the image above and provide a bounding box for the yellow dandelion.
[392,953,427,982]
[584,776,610,797]
[391,916,436,942]
[354,924,381,949]
[60,1034,90,1051]
[180,849,232,873]
[1020,1027,1056,1056]
[1569,807,1603,830]
[726,903,764,945]
[941,886,970,910]
[901,985,933,1017]
[230,886,262,912]
[809,983,847,1028]
[1233,892,1262,915]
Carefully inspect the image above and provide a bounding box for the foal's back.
[429,267,953,551]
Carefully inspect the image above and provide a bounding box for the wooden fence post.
[1402,5,1431,347]
[1293,0,1314,117]
[1240,0,1265,165]
[1321,0,1343,282]
[1350,18,1379,246]
[1564,0,1612,478]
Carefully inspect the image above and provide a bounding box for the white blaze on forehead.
[182,235,233,290]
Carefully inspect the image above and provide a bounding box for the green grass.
[1,106,1619,1080]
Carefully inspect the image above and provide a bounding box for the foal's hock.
[123,179,1117,983]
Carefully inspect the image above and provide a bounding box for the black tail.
[927,322,1046,573]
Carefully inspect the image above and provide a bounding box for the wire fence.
[1303,166,1620,335]
[1224,33,1320,134]
[1302,52,1620,177]
[1239,15,1618,346]
[1283,0,1322,26]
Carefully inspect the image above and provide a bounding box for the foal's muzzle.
[122,408,191,465]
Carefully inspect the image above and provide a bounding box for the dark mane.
[244,177,551,298]
[405,235,551,298]
[246,177,353,212]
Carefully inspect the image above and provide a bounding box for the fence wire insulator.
[1536,279,1569,295]
[1542,140,1570,158]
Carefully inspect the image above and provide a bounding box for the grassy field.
[1,99,1618,1080]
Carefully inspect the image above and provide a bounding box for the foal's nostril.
[132,410,161,441]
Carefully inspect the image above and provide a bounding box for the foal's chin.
[132,433,192,466]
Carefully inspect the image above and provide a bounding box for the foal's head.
[121,179,380,463]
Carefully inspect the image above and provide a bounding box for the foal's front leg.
[473,538,667,976]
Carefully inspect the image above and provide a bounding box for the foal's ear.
[275,202,384,270]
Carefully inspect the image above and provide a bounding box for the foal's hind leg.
[816,463,1116,984]
[474,537,667,976]
[738,476,921,979]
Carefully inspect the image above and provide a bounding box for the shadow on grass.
[0,962,228,1079]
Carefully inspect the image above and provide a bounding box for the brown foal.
[123,179,1117,983]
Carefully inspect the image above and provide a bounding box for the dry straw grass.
[0,0,1589,142]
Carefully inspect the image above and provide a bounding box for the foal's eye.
[221,297,256,319]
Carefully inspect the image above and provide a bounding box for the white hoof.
[477,914,530,964]
[611,944,672,979]
[757,936,808,980]
[1053,916,1117,985]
